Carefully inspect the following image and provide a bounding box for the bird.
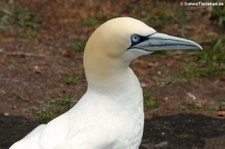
[10,17,202,149]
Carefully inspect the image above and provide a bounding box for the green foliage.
[207,100,225,111]
[147,12,174,29]
[36,93,77,121]
[165,74,189,85]
[62,74,80,85]
[80,13,105,26]
[70,39,86,52]
[185,36,225,77]
[144,93,160,109]
[180,99,225,111]
[210,4,225,28]
[165,36,225,84]
[166,36,225,83]
[8,92,28,101]
[180,101,203,111]
[80,17,99,26]
[0,0,41,37]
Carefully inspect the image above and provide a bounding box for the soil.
[0,0,225,149]
[1,113,225,149]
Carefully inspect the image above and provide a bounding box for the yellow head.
[83,17,202,90]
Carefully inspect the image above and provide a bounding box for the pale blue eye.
[131,34,141,44]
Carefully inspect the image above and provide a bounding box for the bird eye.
[131,34,141,44]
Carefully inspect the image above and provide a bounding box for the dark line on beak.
[133,44,200,52]
[145,43,199,47]
[148,37,193,44]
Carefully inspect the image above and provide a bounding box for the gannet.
[10,17,202,149]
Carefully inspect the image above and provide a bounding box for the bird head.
[83,17,202,90]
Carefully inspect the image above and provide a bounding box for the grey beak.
[133,32,202,52]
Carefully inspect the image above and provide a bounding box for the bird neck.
[85,63,134,95]
[83,35,138,95]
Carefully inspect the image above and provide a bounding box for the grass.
[180,99,225,111]
[165,74,189,85]
[70,39,86,52]
[8,92,28,101]
[0,0,41,38]
[207,100,225,111]
[128,1,192,31]
[165,36,225,84]
[210,2,225,28]
[80,17,100,26]
[146,12,174,29]
[185,36,225,77]
[36,93,77,121]
[80,13,106,26]
[180,101,203,111]
[144,92,160,109]
[62,74,80,85]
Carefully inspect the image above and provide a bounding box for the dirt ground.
[0,0,225,149]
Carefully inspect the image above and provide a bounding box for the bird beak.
[132,32,202,52]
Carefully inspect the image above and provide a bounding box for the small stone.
[34,65,42,74]
[154,141,168,148]
[141,82,147,87]
[157,71,162,75]
[0,89,6,94]
[217,111,225,117]
[163,97,169,101]
[12,105,17,109]
[4,112,10,116]
[187,92,197,100]
[161,132,165,136]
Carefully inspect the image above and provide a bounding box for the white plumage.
[10,17,202,149]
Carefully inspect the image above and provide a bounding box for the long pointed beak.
[133,32,202,52]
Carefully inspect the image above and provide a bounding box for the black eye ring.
[131,34,141,44]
